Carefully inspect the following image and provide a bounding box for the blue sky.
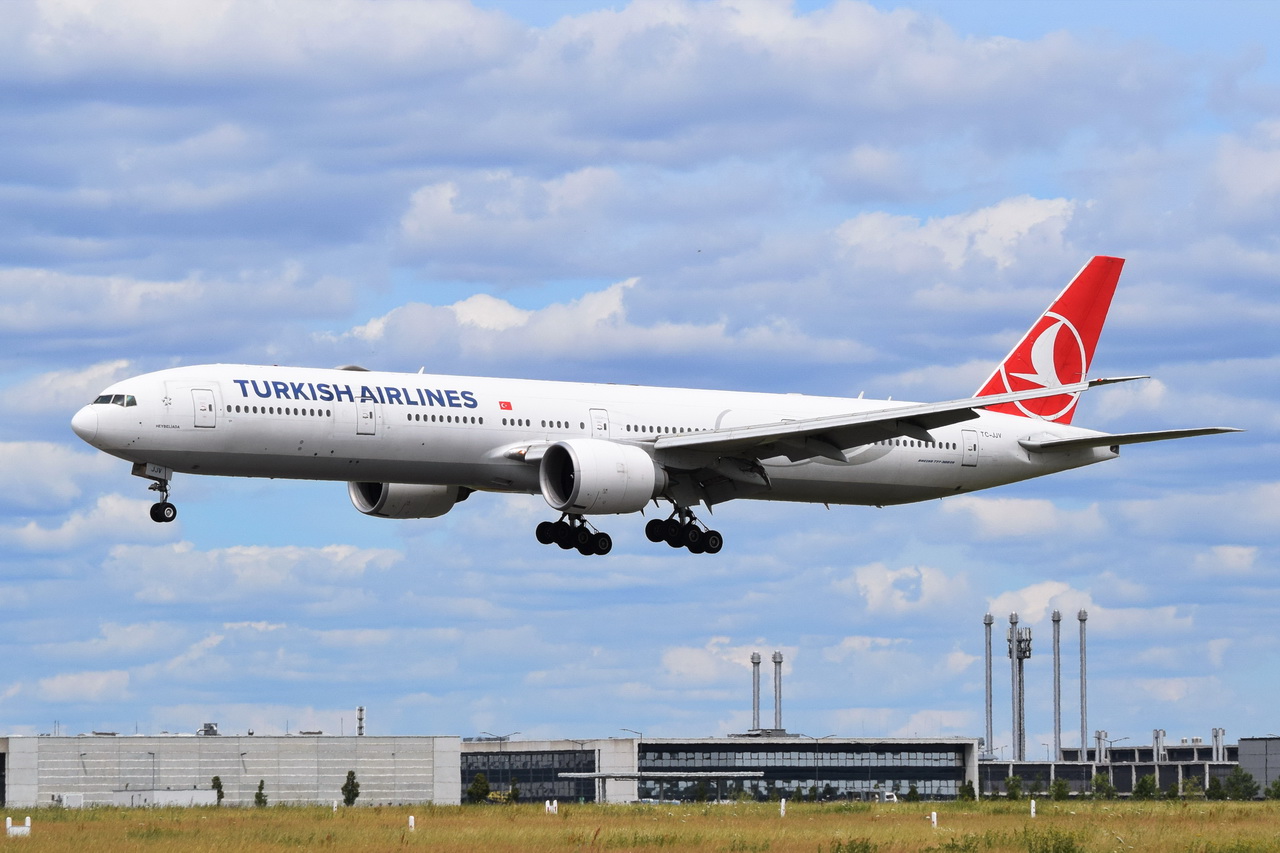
[1,0,1276,755]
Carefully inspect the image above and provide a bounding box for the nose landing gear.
[535,514,612,556]
[147,480,177,523]
[644,508,722,554]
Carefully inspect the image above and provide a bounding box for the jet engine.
[348,481,468,519]
[539,439,666,515]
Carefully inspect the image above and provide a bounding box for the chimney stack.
[772,651,784,731]
[357,706,365,737]
[751,652,762,731]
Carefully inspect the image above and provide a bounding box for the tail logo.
[993,310,1086,421]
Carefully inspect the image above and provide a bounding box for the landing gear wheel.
[647,506,723,554]
[703,530,723,554]
[535,520,557,545]
[537,515,614,556]
[149,501,177,523]
[592,532,613,556]
[554,521,575,549]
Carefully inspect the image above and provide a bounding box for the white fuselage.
[71,364,1118,510]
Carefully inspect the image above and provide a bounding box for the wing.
[653,376,1144,464]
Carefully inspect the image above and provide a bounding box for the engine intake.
[348,481,467,519]
[539,439,665,515]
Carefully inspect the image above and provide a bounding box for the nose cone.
[71,406,98,443]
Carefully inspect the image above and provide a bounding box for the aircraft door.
[589,408,610,439]
[192,389,217,428]
[356,399,378,435]
[961,429,979,467]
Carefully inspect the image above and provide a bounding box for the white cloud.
[661,637,795,685]
[833,562,968,614]
[104,541,403,603]
[0,360,133,415]
[942,496,1105,540]
[0,493,174,552]
[0,441,118,510]
[1192,545,1258,576]
[836,196,1076,272]
[37,669,130,703]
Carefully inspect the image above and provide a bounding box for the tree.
[508,778,520,804]
[1133,774,1159,800]
[1206,777,1226,801]
[1004,776,1023,801]
[904,783,920,802]
[1265,778,1280,800]
[1090,772,1116,800]
[1224,767,1259,801]
[254,779,267,808]
[1164,781,1180,800]
[956,781,976,801]
[466,772,490,804]
[1049,778,1071,801]
[342,770,361,807]
[211,775,224,806]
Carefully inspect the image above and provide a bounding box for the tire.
[703,530,723,554]
[535,521,557,545]
[554,521,574,549]
[572,526,592,548]
[153,501,177,523]
[645,519,666,542]
[681,524,703,548]
[592,532,613,556]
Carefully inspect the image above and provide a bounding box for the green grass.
[5,799,1280,852]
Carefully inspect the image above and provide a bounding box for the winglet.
[975,256,1125,424]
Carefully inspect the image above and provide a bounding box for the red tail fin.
[974,256,1124,424]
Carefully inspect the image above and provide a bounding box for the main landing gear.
[644,508,723,555]
[535,515,613,556]
[147,480,177,523]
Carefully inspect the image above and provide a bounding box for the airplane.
[70,256,1239,556]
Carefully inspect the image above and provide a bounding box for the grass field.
[4,800,1279,852]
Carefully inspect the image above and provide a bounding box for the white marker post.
[930,812,937,829]
[780,798,786,817]
[6,817,32,838]
[408,815,415,831]
[1030,798,1037,818]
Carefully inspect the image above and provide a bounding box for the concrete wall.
[3,735,460,808]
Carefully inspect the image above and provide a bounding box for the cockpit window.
[93,394,137,407]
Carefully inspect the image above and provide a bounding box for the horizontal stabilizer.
[1019,427,1243,453]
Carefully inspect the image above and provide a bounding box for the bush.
[1132,774,1158,800]
[1049,778,1071,801]
[467,772,491,804]
[254,779,267,807]
[1090,773,1115,800]
[211,775,224,806]
[341,770,360,806]
[1265,778,1280,800]
[1004,776,1023,801]
[956,781,976,801]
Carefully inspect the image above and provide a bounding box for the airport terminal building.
[2,732,977,807]
[3,730,1261,807]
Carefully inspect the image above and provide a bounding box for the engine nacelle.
[539,439,666,515]
[348,481,466,519]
